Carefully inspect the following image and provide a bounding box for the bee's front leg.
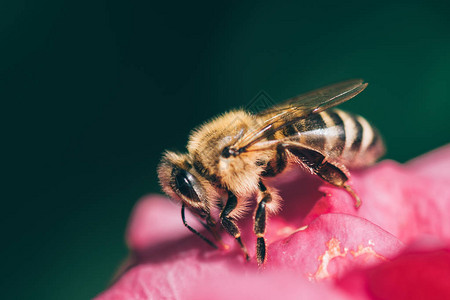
[220,191,250,261]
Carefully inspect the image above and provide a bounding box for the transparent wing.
[233,79,368,151]
[258,79,367,117]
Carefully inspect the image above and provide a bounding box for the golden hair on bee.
[157,79,385,265]
[188,110,274,196]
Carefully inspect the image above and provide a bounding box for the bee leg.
[315,161,361,207]
[181,204,218,249]
[220,191,250,261]
[261,143,287,177]
[284,144,361,208]
[253,143,287,264]
[194,215,228,248]
[254,180,271,265]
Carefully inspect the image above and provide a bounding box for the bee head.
[158,151,212,215]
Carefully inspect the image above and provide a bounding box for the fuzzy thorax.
[187,110,272,198]
[218,152,268,197]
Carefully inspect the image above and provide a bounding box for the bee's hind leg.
[220,191,250,261]
[312,157,361,208]
[284,143,361,208]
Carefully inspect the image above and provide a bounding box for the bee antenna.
[181,204,218,249]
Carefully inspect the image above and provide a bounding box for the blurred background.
[2,0,449,298]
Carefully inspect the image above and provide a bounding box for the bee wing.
[258,79,367,117]
[234,79,368,151]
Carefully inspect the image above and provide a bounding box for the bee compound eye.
[174,169,201,202]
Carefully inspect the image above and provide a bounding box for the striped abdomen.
[275,108,385,169]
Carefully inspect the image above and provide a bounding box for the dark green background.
[3,1,449,299]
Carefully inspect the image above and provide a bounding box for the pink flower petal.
[406,143,450,180]
[97,145,450,299]
[267,214,403,280]
[184,270,356,300]
[98,213,403,299]
[339,245,450,299]
[126,194,194,253]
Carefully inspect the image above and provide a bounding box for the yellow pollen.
[308,237,387,281]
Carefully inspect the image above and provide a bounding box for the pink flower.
[97,145,450,300]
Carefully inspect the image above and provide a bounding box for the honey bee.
[158,79,385,265]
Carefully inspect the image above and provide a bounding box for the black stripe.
[328,111,346,155]
[351,117,363,152]
[282,124,298,137]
